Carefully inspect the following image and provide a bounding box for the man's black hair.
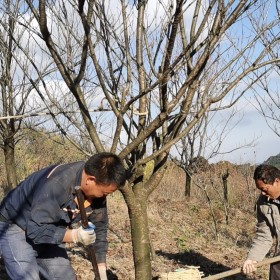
[84,152,126,187]
[253,164,280,184]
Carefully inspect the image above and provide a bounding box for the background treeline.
[2,128,276,219]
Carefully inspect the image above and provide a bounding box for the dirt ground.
[0,193,270,280]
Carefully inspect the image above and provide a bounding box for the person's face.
[255,178,280,200]
[81,173,118,199]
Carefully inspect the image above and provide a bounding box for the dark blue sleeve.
[26,178,70,244]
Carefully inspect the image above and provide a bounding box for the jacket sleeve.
[88,199,108,264]
[26,178,69,244]
[247,202,274,261]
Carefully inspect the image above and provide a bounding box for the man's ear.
[86,175,96,184]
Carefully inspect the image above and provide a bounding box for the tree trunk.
[222,169,229,203]
[122,183,152,280]
[185,170,191,201]
[221,169,229,225]
[3,137,17,191]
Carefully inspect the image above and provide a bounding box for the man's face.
[82,173,118,199]
[91,183,118,198]
[255,178,280,200]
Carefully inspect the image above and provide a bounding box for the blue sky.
[210,97,279,164]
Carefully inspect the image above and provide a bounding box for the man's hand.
[97,263,107,280]
[242,259,257,274]
[72,222,96,245]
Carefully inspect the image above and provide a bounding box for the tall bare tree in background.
[0,0,36,189]
[0,0,59,189]
[248,1,280,139]
[253,68,280,138]
[3,0,279,278]
[171,106,249,200]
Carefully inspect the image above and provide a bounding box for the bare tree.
[0,0,63,189]
[0,0,36,189]
[252,73,280,137]
[243,0,280,138]
[12,0,280,278]
[171,106,253,200]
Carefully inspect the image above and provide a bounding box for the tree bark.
[130,201,151,280]
[121,181,152,280]
[185,170,191,201]
[3,136,17,190]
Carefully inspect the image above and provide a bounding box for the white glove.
[242,259,257,274]
[72,222,96,246]
[96,264,107,280]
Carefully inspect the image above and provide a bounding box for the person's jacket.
[247,195,280,261]
[0,161,108,263]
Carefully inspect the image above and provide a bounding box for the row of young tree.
[0,1,279,279]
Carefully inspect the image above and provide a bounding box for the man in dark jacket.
[242,164,280,280]
[0,152,126,280]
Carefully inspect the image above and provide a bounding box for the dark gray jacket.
[247,195,280,261]
[0,161,108,263]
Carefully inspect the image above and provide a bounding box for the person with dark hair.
[0,152,126,280]
[242,164,280,280]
